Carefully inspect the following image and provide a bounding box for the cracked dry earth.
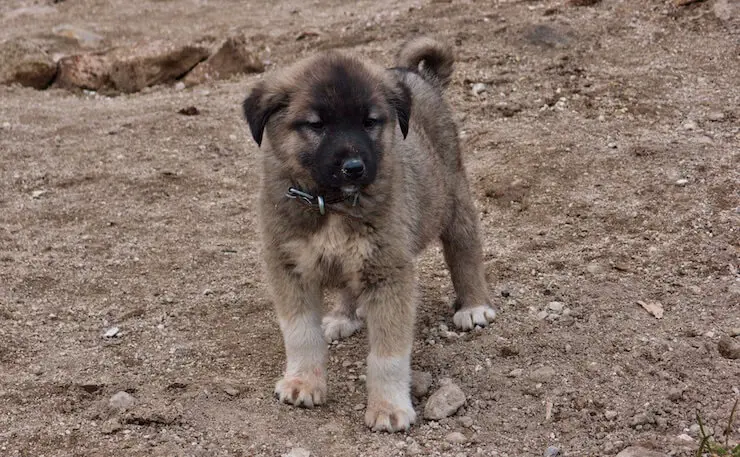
[1,0,738,456]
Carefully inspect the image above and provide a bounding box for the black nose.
[341,158,365,180]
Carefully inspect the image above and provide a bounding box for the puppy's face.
[243,53,411,194]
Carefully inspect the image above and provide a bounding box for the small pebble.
[458,416,473,428]
[667,387,683,401]
[607,142,617,149]
[718,336,740,359]
[51,24,103,47]
[707,111,725,121]
[537,310,549,320]
[223,385,239,396]
[406,442,423,455]
[603,441,623,454]
[101,418,122,435]
[731,327,740,337]
[615,446,667,457]
[507,368,523,378]
[282,448,310,457]
[109,391,135,411]
[104,326,120,338]
[675,178,689,186]
[688,423,713,437]
[605,410,618,420]
[547,301,564,313]
[676,433,694,442]
[682,120,698,130]
[529,366,556,383]
[424,381,466,420]
[411,370,432,398]
[353,403,364,411]
[544,446,560,457]
[445,431,467,444]
[630,412,655,427]
[471,83,487,96]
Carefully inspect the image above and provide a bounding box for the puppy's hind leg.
[322,288,364,342]
[441,179,496,331]
[268,262,328,408]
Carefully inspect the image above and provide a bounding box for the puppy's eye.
[296,120,324,132]
[363,117,381,129]
[307,120,324,131]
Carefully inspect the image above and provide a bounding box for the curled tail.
[395,36,454,90]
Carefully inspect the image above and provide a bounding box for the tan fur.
[243,37,494,432]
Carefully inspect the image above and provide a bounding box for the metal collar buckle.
[286,187,326,215]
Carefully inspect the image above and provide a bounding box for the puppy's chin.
[341,185,360,194]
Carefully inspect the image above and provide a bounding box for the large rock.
[182,35,264,87]
[56,53,110,90]
[0,38,57,89]
[109,40,209,93]
[56,40,209,93]
[423,380,466,420]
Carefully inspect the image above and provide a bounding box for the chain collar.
[285,187,360,215]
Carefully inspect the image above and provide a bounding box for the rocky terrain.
[1,0,738,456]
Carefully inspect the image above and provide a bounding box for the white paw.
[453,305,497,331]
[365,399,416,432]
[321,314,363,342]
[274,375,326,408]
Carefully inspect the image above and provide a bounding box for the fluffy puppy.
[242,37,495,432]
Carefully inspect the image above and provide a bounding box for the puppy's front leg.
[268,263,327,408]
[361,266,417,432]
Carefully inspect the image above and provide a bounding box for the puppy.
[242,37,496,432]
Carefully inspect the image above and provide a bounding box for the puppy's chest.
[283,217,374,285]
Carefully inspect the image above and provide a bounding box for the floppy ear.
[388,81,412,139]
[242,82,287,147]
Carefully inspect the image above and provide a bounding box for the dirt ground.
[1,0,739,456]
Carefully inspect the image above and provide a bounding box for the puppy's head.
[243,52,411,194]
